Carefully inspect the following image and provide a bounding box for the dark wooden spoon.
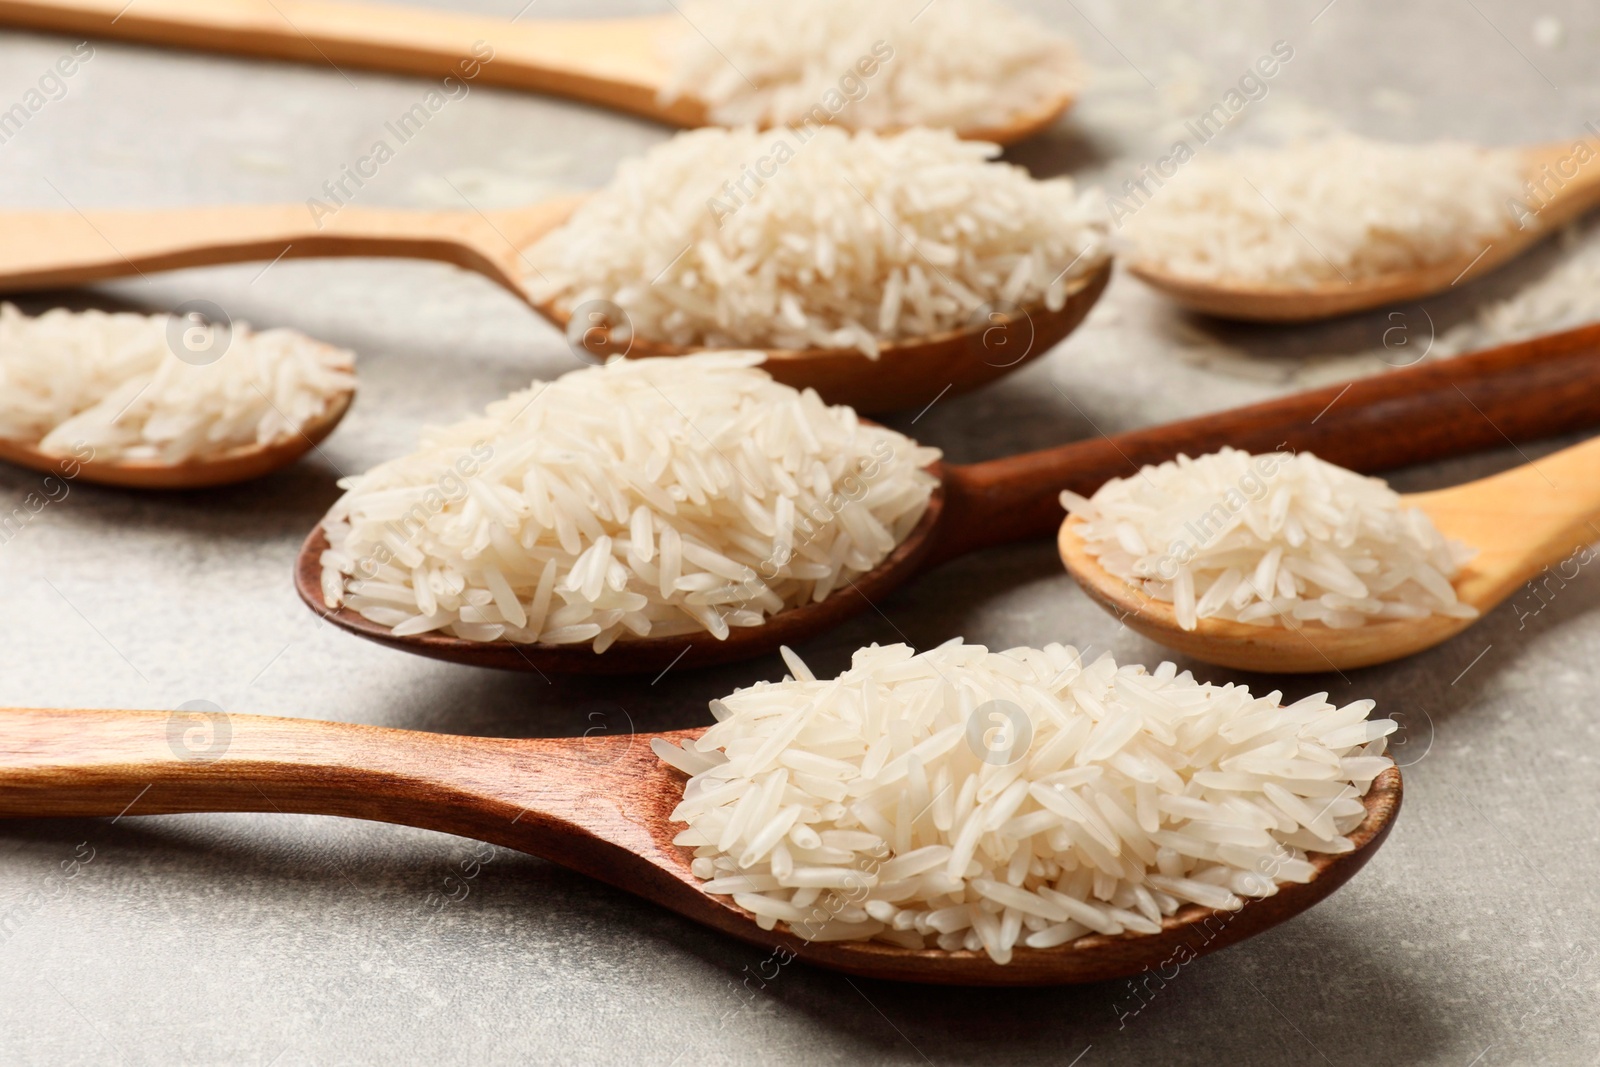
[297,323,1600,674]
[0,706,1401,986]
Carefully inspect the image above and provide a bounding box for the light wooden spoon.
[1059,435,1600,673]
[0,705,1401,986]
[294,322,1600,675]
[0,387,352,490]
[0,0,1073,145]
[0,199,1109,414]
[1127,140,1600,322]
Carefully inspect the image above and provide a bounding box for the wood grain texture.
[1058,435,1600,672]
[297,322,1600,674]
[1127,141,1600,322]
[0,201,1106,415]
[0,2,699,127]
[0,385,353,489]
[0,706,1401,986]
[0,198,584,298]
[0,0,1074,143]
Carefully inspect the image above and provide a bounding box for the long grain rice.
[660,0,1080,133]
[1061,447,1478,631]
[319,353,941,651]
[1121,135,1526,286]
[524,127,1108,357]
[0,304,354,464]
[658,640,1394,963]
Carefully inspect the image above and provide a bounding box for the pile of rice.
[1062,447,1478,630]
[1121,135,1527,286]
[318,353,940,651]
[523,127,1109,357]
[659,0,1080,133]
[0,304,355,465]
[656,640,1394,963]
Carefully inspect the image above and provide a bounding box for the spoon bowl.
[0,705,1400,985]
[0,385,353,490]
[0,2,1075,146]
[0,199,1109,414]
[296,326,1600,674]
[1058,435,1600,673]
[1127,140,1600,322]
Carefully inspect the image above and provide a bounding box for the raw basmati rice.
[660,0,1080,133]
[1121,135,1527,286]
[318,353,941,651]
[657,640,1394,963]
[0,304,355,465]
[1061,447,1478,631]
[523,127,1109,357]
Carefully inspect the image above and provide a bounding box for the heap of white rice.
[318,353,940,651]
[656,640,1394,963]
[1121,135,1526,286]
[660,0,1079,133]
[1062,447,1478,631]
[0,304,355,465]
[523,127,1109,357]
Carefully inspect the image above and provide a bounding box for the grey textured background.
[2,1,1598,1064]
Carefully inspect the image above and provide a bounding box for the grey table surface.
[2,0,1599,1064]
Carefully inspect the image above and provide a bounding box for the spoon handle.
[932,323,1600,563]
[0,706,738,934]
[0,0,687,123]
[0,706,663,854]
[0,204,512,294]
[1413,434,1600,609]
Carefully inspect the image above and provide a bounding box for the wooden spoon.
[1127,140,1600,322]
[0,705,1401,986]
[295,322,1600,674]
[0,199,1109,414]
[0,0,1072,145]
[1059,435,1600,673]
[0,386,352,490]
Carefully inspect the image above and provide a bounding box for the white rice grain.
[661,641,1393,962]
[0,304,354,465]
[659,0,1080,134]
[524,127,1108,357]
[1121,135,1526,286]
[319,353,940,652]
[1063,447,1477,631]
